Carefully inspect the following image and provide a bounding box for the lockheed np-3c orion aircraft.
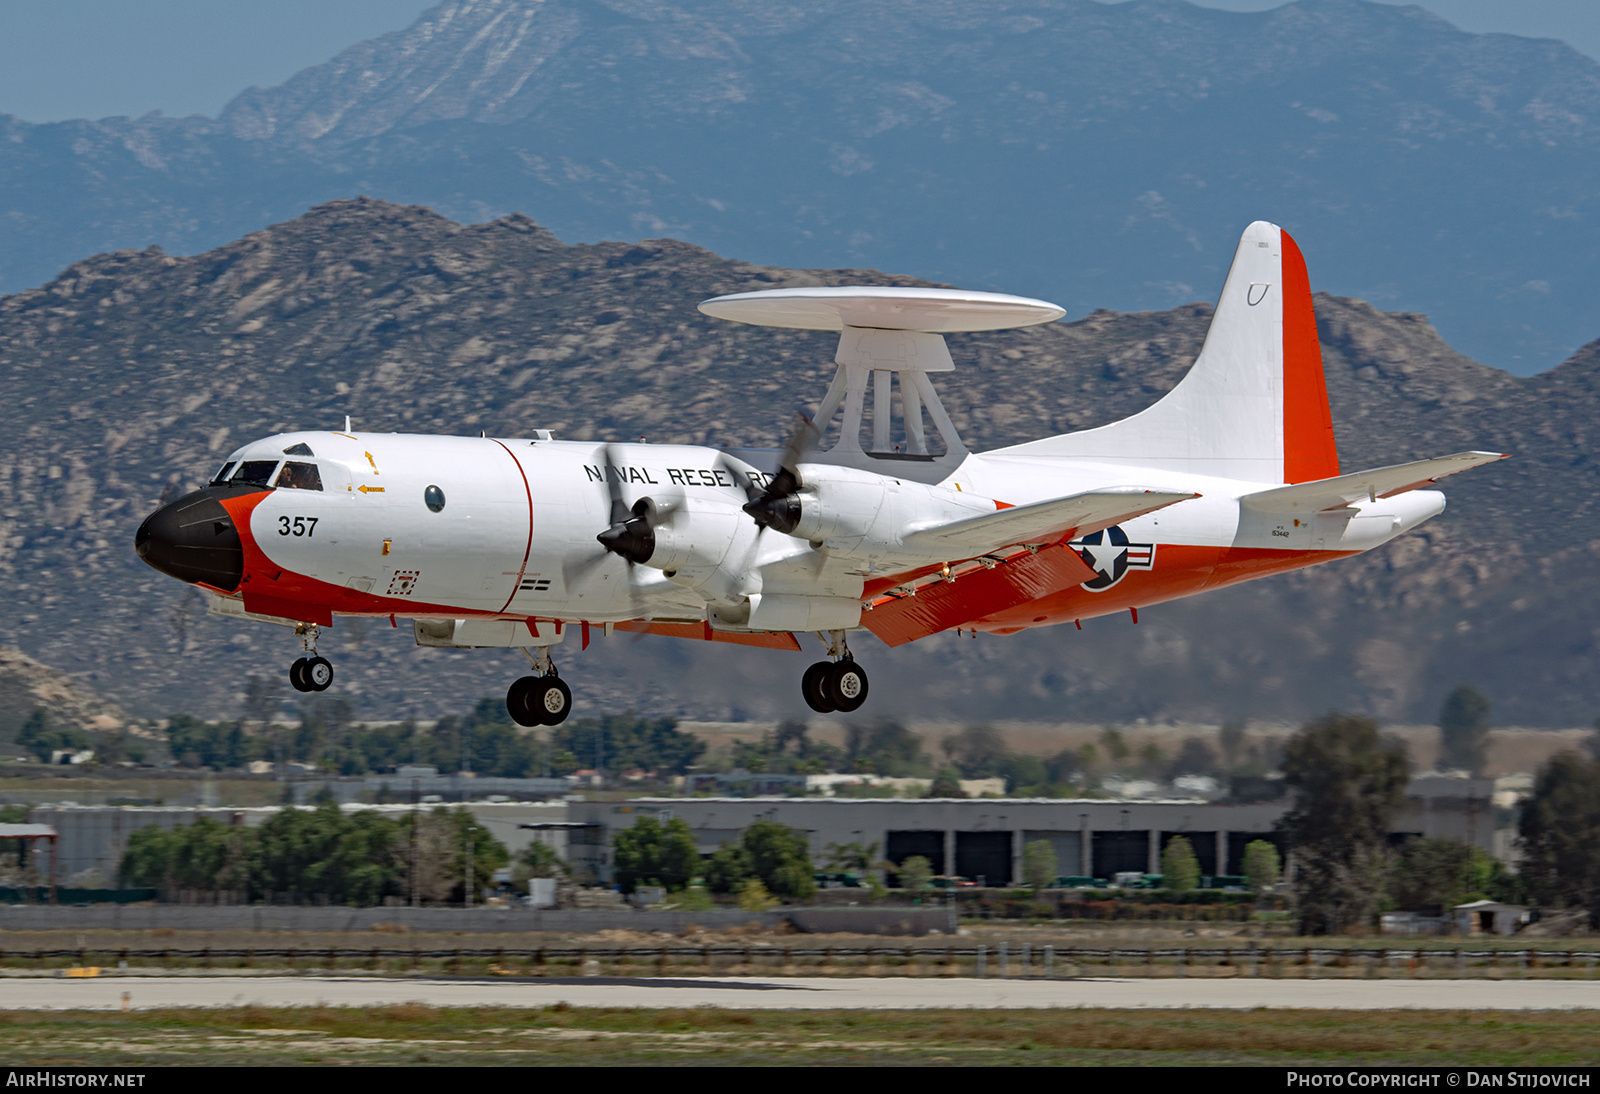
[135,222,1504,725]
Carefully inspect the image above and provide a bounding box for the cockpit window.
[210,461,237,485]
[275,461,323,491]
[232,460,280,487]
[283,443,314,456]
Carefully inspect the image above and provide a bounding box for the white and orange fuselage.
[136,221,1504,709]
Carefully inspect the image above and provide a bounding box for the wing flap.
[859,542,1097,648]
[900,487,1197,556]
[1241,451,1507,513]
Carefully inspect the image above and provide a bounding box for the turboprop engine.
[749,463,997,563]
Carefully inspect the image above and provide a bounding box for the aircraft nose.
[134,487,246,592]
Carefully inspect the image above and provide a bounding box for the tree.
[941,725,1006,778]
[611,815,701,893]
[1438,685,1491,775]
[705,842,755,895]
[1219,721,1247,770]
[1100,728,1131,764]
[1161,836,1201,893]
[1282,712,1410,934]
[705,818,816,901]
[515,841,568,881]
[926,767,965,798]
[846,718,925,777]
[895,854,933,891]
[1389,837,1473,912]
[1242,840,1281,894]
[1519,751,1600,927]
[551,713,705,776]
[737,877,779,911]
[996,753,1048,793]
[18,708,87,764]
[822,840,879,875]
[1167,737,1220,779]
[1023,840,1057,891]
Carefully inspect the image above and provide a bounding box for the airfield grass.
[2,1005,1597,1066]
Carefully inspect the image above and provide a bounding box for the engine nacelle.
[641,502,746,584]
[788,464,996,562]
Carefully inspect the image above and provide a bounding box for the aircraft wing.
[900,487,1198,556]
[1241,451,1508,514]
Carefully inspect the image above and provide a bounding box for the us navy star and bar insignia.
[1070,525,1155,591]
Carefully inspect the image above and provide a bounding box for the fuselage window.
[276,461,324,491]
[424,485,445,512]
[232,460,280,488]
[210,461,237,485]
[282,442,315,457]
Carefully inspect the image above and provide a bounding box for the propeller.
[563,444,680,597]
[723,412,819,537]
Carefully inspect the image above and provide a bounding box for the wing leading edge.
[901,486,1198,556]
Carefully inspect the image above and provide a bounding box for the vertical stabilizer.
[997,221,1338,484]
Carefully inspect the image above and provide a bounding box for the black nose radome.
[135,485,257,592]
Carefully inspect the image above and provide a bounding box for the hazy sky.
[0,1,1594,123]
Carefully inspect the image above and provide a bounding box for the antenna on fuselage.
[344,415,352,433]
[697,286,1064,470]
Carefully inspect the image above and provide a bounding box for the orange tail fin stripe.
[1280,230,1339,484]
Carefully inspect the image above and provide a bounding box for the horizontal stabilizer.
[1241,451,1508,513]
[901,487,1197,556]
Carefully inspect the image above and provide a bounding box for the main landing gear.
[801,631,869,714]
[506,645,572,727]
[288,624,333,693]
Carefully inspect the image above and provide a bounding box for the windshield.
[231,460,280,488]
[210,461,236,485]
[275,461,323,491]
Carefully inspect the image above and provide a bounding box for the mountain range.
[0,197,1594,733]
[0,0,1596,375]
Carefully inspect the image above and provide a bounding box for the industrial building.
[10,775,1498,890]
[24,801,568,884]
[569,777,1501,886]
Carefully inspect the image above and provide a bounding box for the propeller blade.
[735,412,819,536]
[714,451,764,505]
[601,443,630,526]
[774,412,820,494]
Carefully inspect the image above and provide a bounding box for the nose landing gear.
[801,630,869,714]
[507,645,572,727]
[288,624,333,693]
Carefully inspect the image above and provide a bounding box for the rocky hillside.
[0,198,1592,728]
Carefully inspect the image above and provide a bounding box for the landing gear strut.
[507,645,572,727]
[801,630,869,714]
[288,624,333,693]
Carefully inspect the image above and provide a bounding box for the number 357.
[278,516,318,537]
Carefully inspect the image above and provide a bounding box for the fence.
[5,944,1596,979]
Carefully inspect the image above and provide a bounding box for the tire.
[304,656,334,692]
[506,676,541,727]
[801,660,837,713]
[828,659,869,712]
[288,657,311,693]
[534,677,572,725]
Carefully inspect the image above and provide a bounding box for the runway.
[7,975,1600,1010]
